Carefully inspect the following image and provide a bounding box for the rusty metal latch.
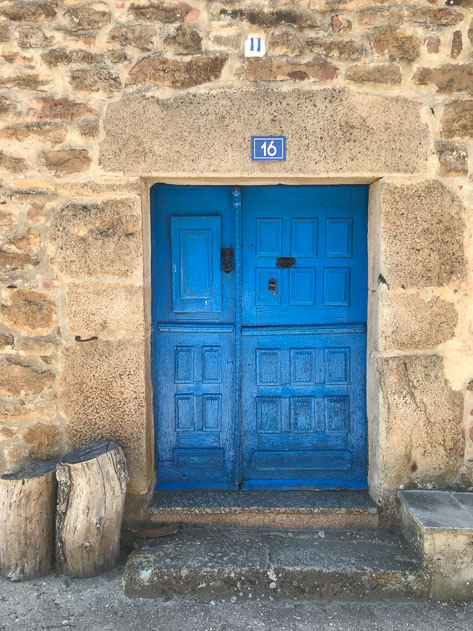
[276,257,296,268]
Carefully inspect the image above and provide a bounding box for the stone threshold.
[124,526,428,601]
[149,490,379,529]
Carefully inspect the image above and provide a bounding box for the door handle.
[221,247,234,273]
[268,278,277,293]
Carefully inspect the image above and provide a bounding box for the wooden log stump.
[0,460,57,581]
[56,441,128,578]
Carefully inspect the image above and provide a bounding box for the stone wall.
[0,0,472,514]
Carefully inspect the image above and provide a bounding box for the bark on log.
[55,441,128,578]
[0,460,57,581]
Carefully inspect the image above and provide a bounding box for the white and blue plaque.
[251,136,286,161]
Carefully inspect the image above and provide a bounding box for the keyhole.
[268,278,277,294]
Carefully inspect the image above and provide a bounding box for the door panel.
[241,326,367,489]
[151,186,236,490]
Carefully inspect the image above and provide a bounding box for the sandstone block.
[356,8,401,28]
[0,96,17,115]
[412,65,473,94]
[129,2,195,22]
[127,55,226,88]
[16,25,53,49]
[378,293,457,351]
[212,5,323,28]
[346,64,401,85]
[164,24,202,54]
[64,5,111,32]
[330,15,351,33]
[31,97,97,121]
[435,141,468,175]
[306,39,362,61]
[451,30,462,59]
[0,251,39,272]
[0,360,55,398]
[42,149,91,175]
[206,24,241,51]
[0,73,50,91]
[0,426,17,440]
[380,180,465,288]
[0,334,14,350]
[76,118,99,138]
[370,27,420,62]
[0,23,9,42]
[65,283,144,337]
[377,355,464,490]
[49,198,142,279]
[0,1,57,21]
[69,67,122,94]
[426,36,440,54]
[7,227,40,255]
[1,289,56,335]
[41,48,104,66]
[405,7,464,27]
[109,24,156,51]
[100,89,429,176]
[60,340,148,494]
[0,152,27,173]
[244,56,339,81]
[22,422,59,459]
[0,403,57,423]
[441,100,473,139]
[268,29,304,56]
[0,123,67,145]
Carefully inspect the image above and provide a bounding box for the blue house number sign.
[252,136,286,161]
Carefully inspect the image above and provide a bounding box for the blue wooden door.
[151,185,367,490]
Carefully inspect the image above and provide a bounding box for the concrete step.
[149,490,379,530]
[399,490,473,601]
[124,527,428,601]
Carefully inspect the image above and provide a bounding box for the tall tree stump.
[56,441,128,578]
[0,461,57,581]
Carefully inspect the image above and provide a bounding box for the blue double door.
[151,185,368,490]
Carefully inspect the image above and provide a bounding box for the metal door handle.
[221,247,234,273]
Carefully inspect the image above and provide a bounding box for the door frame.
[145,177,377,493]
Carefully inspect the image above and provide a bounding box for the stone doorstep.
[399,490,473,601]
[123,527,429,601]
[148,490,379,530]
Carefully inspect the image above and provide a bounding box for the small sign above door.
[251,136,286,161]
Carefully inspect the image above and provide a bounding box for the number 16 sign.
[251,136,286,161]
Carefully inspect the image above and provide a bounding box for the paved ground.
[1,567,472,631]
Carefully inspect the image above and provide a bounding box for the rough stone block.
[378,293,457,351]
[306,39,363,61]
[69,67,122,94]
[129,2,196,23]
[346,64,401,85]
[42,149,91,175]
[441,100,473,139]
[63,6,111,33]
[31,97,97,121]
[127,54,226,88]
[370,27,420,62]
[60,340,149,495]
[109,24,156,51]
[244,56,339,81]
[412,65,473,94]
[1,289,56,335]
[100,89,429,176]
[380,180,465,288]
[268,29,304,56]
[49,198,142,279]
[435,141,468,175]
[16,25,53,49]
[164,24,202,54]
[0,360,55,398]
[377,355,464,491]
[65,282,144,338]
[22,421,60,459]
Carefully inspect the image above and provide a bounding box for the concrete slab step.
[399,490,473,601]
[149,490,379,530]
[123,527,428,601]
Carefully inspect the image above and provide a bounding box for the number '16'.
[260,140,277,157]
